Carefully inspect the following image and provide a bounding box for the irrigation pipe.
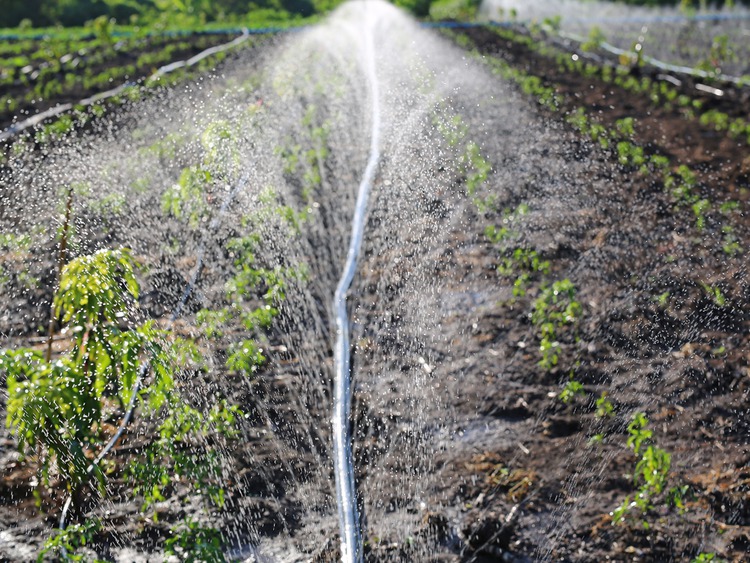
[0,30,251,143]
[424,16,750,87]
[58,172,249,533]
[332,15,381,563]
[555,28,749,87]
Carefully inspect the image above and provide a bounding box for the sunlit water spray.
[2,1,747,561]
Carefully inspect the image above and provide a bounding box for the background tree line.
[0,0,747,31]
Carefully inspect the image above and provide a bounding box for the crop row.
[488,23,750,146]
[0,34,233,128]
[0,34,259,148]
[0,35,347,560]
[454,28,745,257]
[506,7,750,79]
[440,29,741,562]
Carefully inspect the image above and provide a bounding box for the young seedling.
[558,375,585,404]
[3,248,175,515]
[612,412,678,526]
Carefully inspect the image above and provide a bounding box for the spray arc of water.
[332,11,381,563]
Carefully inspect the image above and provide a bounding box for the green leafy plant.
[127,399,240,511]
[691,198,711,230]
[612,412,676,526]
[720,225,743,256]
[559,376,585,404]
[581,26,606,52]
[165,519,226,563]
[38,519,104,563]
[532,279,582,370]
[700,282,727,307]
[161,165,213,229]
[226,340,266,376]
[595,393,614,418]
[2,248,178,513]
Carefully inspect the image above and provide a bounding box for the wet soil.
[1,21,749,563]
[384,24,750,563]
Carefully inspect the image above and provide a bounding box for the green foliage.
[2,249,180,507]
[613,412,676,525]
[0,0,347,27]
[700,282,726,307]
[393,0,433,17]
[39,519,104,563]
[697,34,737,77]
[616,140,646,171]
[558,376,585,404]
[665,164,698,206]
[4,351,105,491]
[127,399,240,510]
[226,339,266,376]
[691,198,711,230]
[692,554,728,563]
[595,393,614,417]
[626,412,652,455]
[165,519,226,563]
[56,248,139,327]
[276,104,331,202]
[532,279,581,370]
[161,165,212,229]
[581,26,606,52]
[720,225,743,256]
[428,0,480,21]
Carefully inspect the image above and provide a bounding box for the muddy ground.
[1,19,749,563]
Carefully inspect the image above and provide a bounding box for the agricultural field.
[0,1,749,562]
[0,30,245,132]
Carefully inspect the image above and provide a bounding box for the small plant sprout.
[595,393,614,417]
[691,554,728,563]
[559,375,585,404]
[612,412,677,526]
[654,291,670,308]
[700,282,727,307]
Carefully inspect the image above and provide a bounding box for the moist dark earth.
[1,22,749,562]
[0,33,237,132]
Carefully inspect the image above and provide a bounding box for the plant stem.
[45,187,74,363]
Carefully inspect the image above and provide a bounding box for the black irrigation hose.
[58,172,250,534]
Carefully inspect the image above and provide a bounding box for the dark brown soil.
[386,24,750,563]
[1,21,749,563]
